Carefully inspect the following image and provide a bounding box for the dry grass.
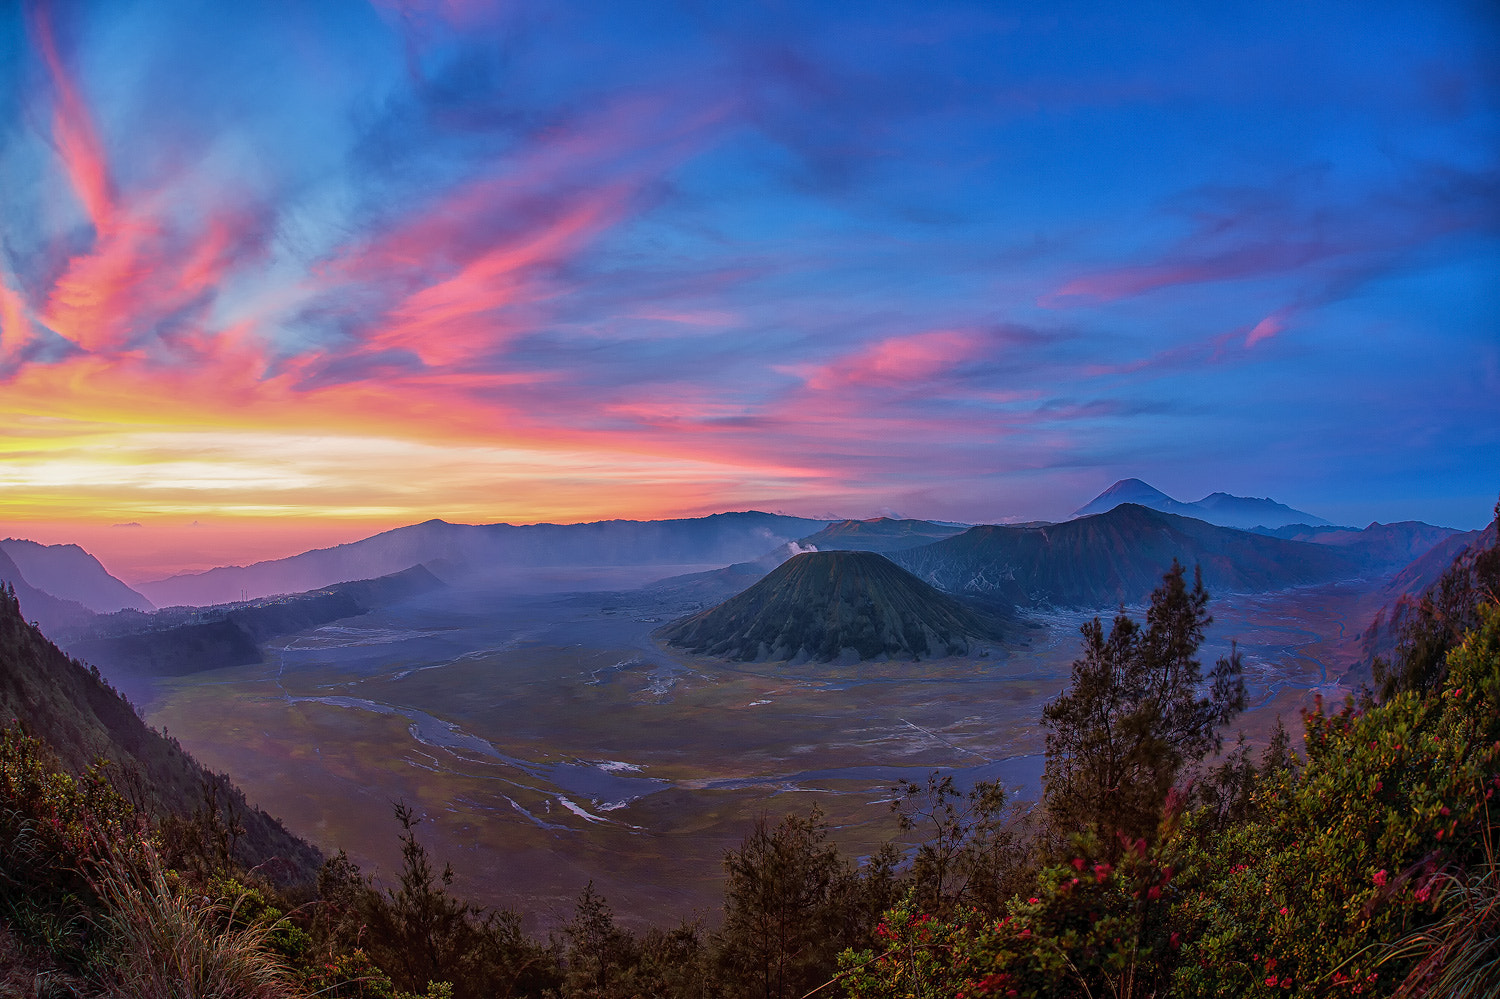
[89,848,303,999]
[1375,804,1500,999]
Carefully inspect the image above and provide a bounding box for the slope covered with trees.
[0,582,321,884]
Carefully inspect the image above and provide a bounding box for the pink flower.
[1373,869,1388,887]
[1279,906,1288,915]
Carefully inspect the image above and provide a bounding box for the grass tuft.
[90,846,304,999]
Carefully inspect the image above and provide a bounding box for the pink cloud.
[0,279,36,361]
[1245,310,1289,347]
[1044,241,1325,306]
[801,329,986,391]
[364,185,632,365]
[31,5,114,230]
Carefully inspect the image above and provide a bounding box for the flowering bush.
[1173,603,1500,997]
[842,822,1193,999]
[840,604,1499,999]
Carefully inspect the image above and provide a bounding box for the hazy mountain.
[0,547,95,634]
[891,504,1364,608]
[1072,478,1332,529]
[659,550,1006,662]
[138,511,833,607]
[795,517,969,553]
[0,582,321,883]
[64,565,444,678]
[0,538,154,613]
[1360,519,1497,667]
[1379,526,1489,600]
[643,541,814,604]
[1251,521,1464,572]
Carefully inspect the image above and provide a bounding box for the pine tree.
[1041,560,1245,856]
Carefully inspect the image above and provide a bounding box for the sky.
[1,0,1497,582]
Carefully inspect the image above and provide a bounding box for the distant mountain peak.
[0,538,153,615]
[1072,480,1329,530]
[1097,478,1173,501]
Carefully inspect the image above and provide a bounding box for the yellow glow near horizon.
[0,419,838,581]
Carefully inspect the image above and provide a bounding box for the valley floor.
[136,571,1383,929]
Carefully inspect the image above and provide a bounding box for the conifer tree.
[1041,560,1245,856]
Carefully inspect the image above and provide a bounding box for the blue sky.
[1,0,1497,575]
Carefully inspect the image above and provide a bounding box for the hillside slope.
[659,550,1005,662]
[0,547,94,634]
[0,583,322,883]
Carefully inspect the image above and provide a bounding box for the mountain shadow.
[658,550,1006,663]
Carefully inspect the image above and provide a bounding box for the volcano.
[658,550,1004,662]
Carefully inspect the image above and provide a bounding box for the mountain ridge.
[892,503,1363,608]
[0,538,154,614]
[138,511,835,607]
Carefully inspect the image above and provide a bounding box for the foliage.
[1172,600,1500,997]
[553,881,712,998]
[360,801,558,999]
[716,806,879,999]
[1370,807,1500,999]
[842,805,1193,999]
[1374,499,1500,699]
[1041,560,1246,855]
[0,723,134,968]
[891,773,1029,917]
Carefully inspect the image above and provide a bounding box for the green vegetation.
[1,520,1496,997]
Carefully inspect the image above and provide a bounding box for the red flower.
[1373,869,1388,887]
